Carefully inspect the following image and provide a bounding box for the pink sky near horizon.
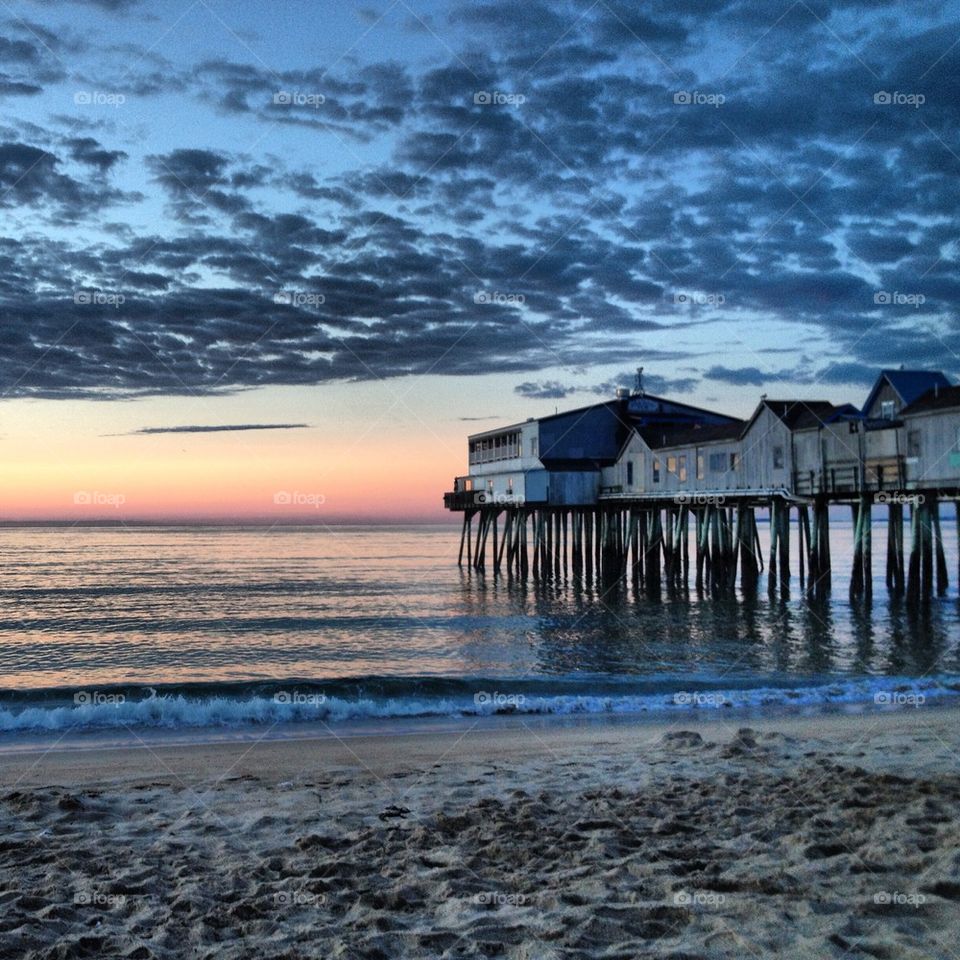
[0,371,840,521]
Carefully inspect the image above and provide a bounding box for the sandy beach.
[1,707,959,959]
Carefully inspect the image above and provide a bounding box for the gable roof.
[900,383,960,416]
[637,420,745,451]
[863,369,951,414]
[536,392,740,466]
[741,399,846,436]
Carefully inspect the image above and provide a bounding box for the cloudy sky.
[1,0,958,519]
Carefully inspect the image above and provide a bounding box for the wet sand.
[1,707,958,959]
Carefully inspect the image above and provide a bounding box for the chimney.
[616,387,630,399]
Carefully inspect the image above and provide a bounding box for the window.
[470,431,521,465]
[709,452,725,473]
[464,478,473,491]
[730,452,740,471]
[697,454,704,481]
[626,460,634,486]
[667,455,677,475]
[907,430,921,458]
[881,400,895,420]
[678,455,687,483]
[653,459,661,483]
[773,445,784,469]
[507,477,513,493]
[530,437,538,457]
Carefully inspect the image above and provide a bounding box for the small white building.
[862,369,951,421]
[449,418,546,506]
[900,385,960,488]
[601,422,744,497]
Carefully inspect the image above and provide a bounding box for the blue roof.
[537,393,739,466]
[863,369,951,414]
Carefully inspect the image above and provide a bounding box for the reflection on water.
[0,523,957,692]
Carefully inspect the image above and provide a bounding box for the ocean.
[0,522,957,737]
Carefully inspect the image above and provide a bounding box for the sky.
[0,0,958,520]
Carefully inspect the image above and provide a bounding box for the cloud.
[124,423,311,435]
[0,0,957,400]
[514,380,579,399]
[0,141,132,218]
[65,136,127,171]
[704,366,770,387]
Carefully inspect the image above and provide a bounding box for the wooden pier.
[446,370,960,608]
[452,491,959,608]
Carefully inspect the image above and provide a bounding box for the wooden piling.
[906,502,921,606]
[584,509,594,582]
[921,499,933,601]
[931,495,948,596]
[768,503,779,597]
[850,500,864,600]
[862,495,872,602]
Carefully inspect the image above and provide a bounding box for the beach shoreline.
[0,700,955,785]
[2,706,959,958]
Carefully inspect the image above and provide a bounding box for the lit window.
[678,455,687,482]
[667,455,677,475]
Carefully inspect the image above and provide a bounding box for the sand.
[1,707,959,959]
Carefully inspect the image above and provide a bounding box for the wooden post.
[594,509,602,576]
[931,495,948,596]
[584,508,594,582]
[862,495,872,602]
[850,500,864,600]
[818,500,831,594]
[496,509,511,573]
[906,502,921,606]
[767,502,779,597]
[647,509,662,593]
[709,506,722,593]
[695,508,705,591]
[886,502,898,593]
[921,499,934,601]
[638,510,648,590]
[570,510,579,578]
[680,506,690,587]
[458,512,469,566]
[520,510,529,578]
[739,505,758,591]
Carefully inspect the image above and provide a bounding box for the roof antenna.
[634,366,644,396]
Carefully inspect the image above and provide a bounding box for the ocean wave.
[0,675,958,734]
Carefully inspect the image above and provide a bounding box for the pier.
[445,370,960,607]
